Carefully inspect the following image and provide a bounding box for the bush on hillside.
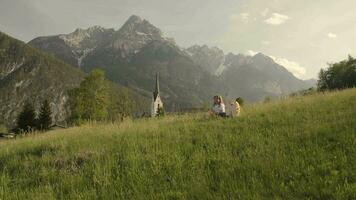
[290,87,318,97]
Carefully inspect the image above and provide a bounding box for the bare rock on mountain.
[29,26,115,68]
[185,45,225,75]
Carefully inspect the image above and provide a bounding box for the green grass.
[0,89,355,200]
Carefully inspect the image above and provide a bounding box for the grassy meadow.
[0,89,355,199]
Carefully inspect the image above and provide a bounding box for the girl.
[211,95,226,117]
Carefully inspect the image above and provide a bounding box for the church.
[151,73,164,117]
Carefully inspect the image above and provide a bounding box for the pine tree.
[16,101,36,133]
[37,99,52,131]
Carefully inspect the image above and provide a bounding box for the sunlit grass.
[0,89,355,199]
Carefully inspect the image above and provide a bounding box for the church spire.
[155,73,160,93]
[153,73,160,100]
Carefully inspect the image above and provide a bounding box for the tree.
[107,86,132,121]
[317,69,329,91]
[68,69,109,123]
[317,55,356,91]
[16,101,36,133]
[37,99,52,131]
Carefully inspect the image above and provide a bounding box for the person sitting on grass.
[227,98,241,118]
[210,95,226,117]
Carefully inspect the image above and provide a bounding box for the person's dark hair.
[235,97,244,106]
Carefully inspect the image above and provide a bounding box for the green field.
[0,89,355,199]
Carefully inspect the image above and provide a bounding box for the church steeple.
[151,73,163,117]
[153,73,160,100]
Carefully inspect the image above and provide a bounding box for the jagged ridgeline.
[29,16,223,111]
[0,32,149,127]
[29,15,315,109]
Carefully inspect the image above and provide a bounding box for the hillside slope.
[0,31,150,127]
[0,89,355,199]
[0,31,85,126]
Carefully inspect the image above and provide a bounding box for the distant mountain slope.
[186,45,314,101]
[0,31,85,126]
[29,15,314,105]
[0,32,149,127]
[221,53,312,101]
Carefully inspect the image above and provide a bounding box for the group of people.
[210,95,241,118]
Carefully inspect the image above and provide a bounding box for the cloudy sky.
[1,0,356,79]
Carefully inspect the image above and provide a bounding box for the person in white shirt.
[210,95,226,117]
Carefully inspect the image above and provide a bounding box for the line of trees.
[15,99,52,134]
[318,55,356,91]
[14,69,136,133]
[14,69,137,134]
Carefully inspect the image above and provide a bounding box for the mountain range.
[1,15,315,126]
[29,15,315,106]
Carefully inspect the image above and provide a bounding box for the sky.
[1,0,356,79]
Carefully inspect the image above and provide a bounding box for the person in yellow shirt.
[227,98,241,118]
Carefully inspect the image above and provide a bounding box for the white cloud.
[269,56,306,79]
[327,32,337,38]
[246,50,259,56]
[264,13,290,25]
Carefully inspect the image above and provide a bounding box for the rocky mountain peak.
[112,15,165,57]
[252,52,275,63]
[59,26,113,49]
[118,15,162,37]
[125,15,144,24]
